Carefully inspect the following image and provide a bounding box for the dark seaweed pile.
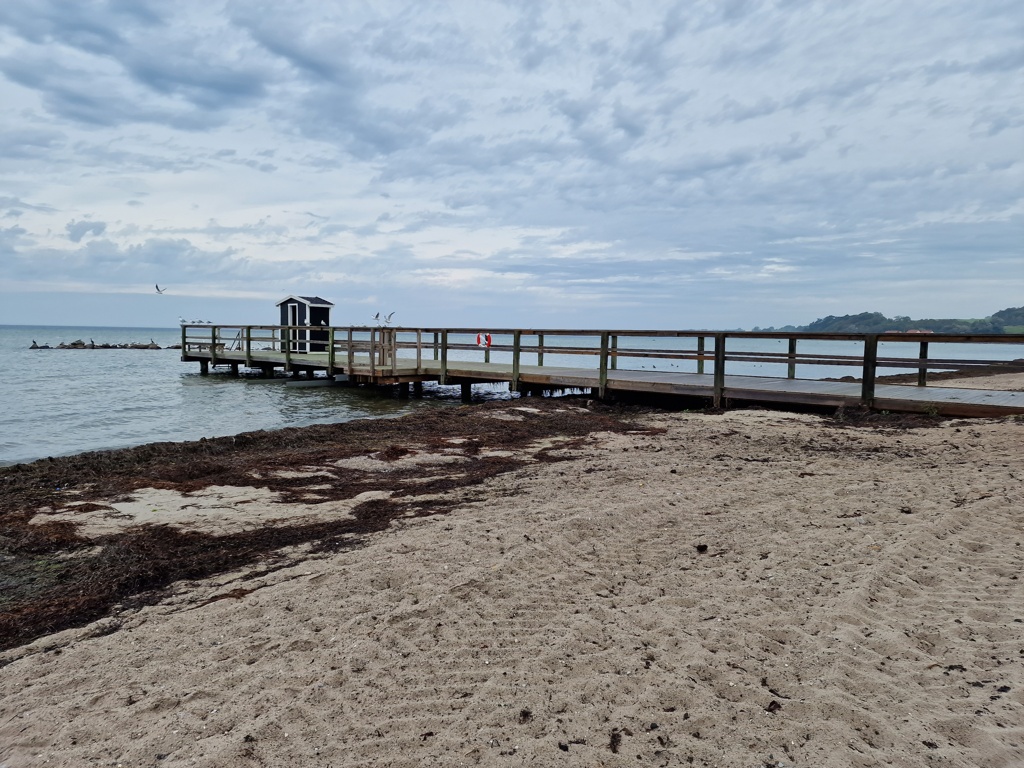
[0,400,645,652]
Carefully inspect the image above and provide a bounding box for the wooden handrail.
[185,324,1024,405]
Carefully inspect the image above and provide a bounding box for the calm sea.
[3,325,1021,465]
[0,325,489,466]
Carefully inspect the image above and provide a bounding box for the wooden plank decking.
[182,331,1024,418]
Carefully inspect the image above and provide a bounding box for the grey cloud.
[295,88,461,158]
[66,220,107,242]
[788,73,886,111]
[971,108,1024,137]
[0,0,125,53]
[0,197,57,216]
[923,48,1024,83]
[107,0,164,26]
[368,23,465,64]
[0,55,238,130]
[712,97,782,124]
[713,35,784,69]
[123,54,267,111]
[0,1,271,129]
[612,102,646,138]
[233,12,349,82]
[509,3,564,71]
[0,127,66,160]
[0,225,29,253]
[5,236,245,285]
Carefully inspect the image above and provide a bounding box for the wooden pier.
[180,326,1024,418]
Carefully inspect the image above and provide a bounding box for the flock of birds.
[179,317,213,325]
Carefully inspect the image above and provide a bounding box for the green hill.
[753,306,1022,334]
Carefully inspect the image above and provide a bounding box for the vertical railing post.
[697,336,705,374]
[180,323,187,353]
[599,331,609,400]
[787,338,797,379]
[440,330,448,385]
[244,326,252,368]
[369,327,376,377]
[347,328,354,373]
[861,334,878,407]
[610,334,617,370]
[485,334,491,364]
[210,326,218,366]
[283,326,291,371]
[391,329,398,375]
[538,333,544,366]
[416,330,423,373]
[511,330,521,392]
[327,327,335,375]
[917,341,929,387]
[713,334,726,407]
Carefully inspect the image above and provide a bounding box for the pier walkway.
[180,326,1024,418]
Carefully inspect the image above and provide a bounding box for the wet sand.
[1,397,1022,767]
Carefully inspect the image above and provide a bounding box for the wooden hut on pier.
[276,296,334,352]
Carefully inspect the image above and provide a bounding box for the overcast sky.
[1,1,1021,330]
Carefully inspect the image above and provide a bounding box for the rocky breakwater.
[29,339,182,350]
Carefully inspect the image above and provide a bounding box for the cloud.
[66,220,106,242]
[0,1,1020,329]
[0,197,56,217]
[0,0,271,129]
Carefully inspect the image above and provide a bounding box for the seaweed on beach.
[826,405,948,430]
[0,399,645,652]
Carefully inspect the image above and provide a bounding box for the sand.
[2,400,1023,767]
[930,373,1024,391]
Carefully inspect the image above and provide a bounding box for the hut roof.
[276,295,334,307]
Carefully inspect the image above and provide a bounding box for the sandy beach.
[1,395,1022,767]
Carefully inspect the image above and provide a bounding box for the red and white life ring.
[476,332,492,348]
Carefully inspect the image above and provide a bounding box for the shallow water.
[0,325,507,465]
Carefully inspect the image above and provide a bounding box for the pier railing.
[181,325,1024,405]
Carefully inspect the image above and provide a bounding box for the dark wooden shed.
[276,295,334,352]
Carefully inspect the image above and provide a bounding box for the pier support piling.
[199,360,209,376]
[461,382,472,402]
[413,381,424,398]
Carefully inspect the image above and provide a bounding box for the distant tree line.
[752,306,1024,334]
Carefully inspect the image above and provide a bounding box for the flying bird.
[155,284,166,294]
[383,312,395,325]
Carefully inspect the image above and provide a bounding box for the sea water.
[0,325,487,465]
